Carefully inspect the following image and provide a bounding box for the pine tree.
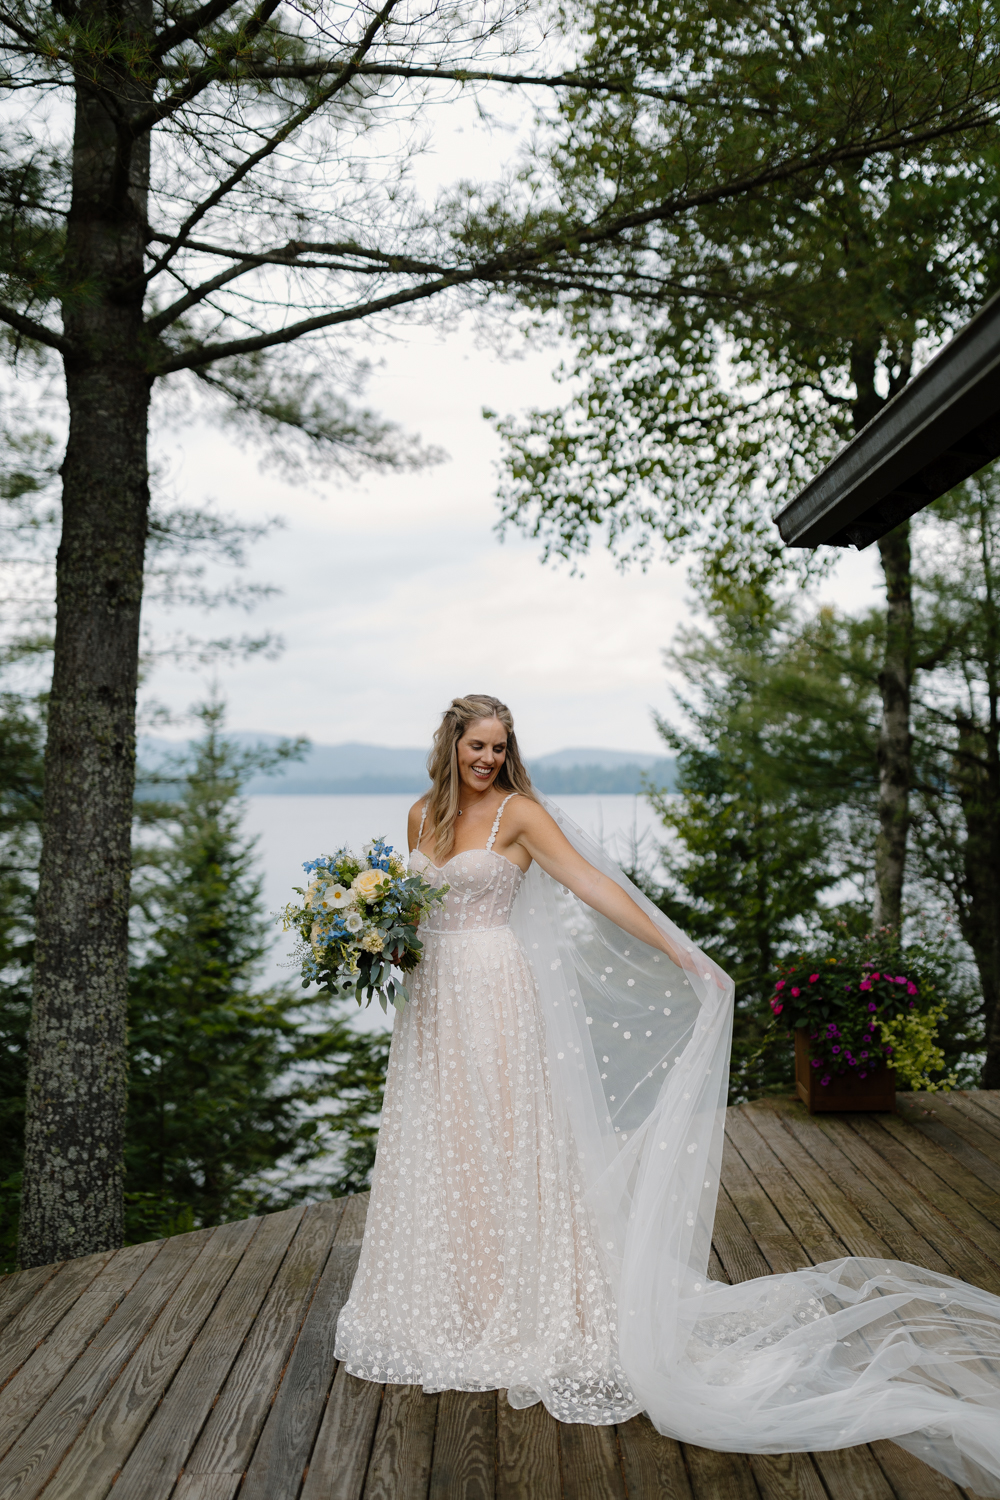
[127,703,388,1235]
[646,586,881,1100]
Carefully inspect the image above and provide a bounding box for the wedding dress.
[335,796,1000,1494]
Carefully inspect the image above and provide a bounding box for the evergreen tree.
[127,703,389,1235]
[0,695,43,1269]
[645,585,881,1100]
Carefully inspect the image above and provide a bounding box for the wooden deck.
[1,1091,999,1500]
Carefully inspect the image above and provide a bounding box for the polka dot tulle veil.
[336,798,1000,1493]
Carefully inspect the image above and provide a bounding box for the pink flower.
[791,987,800,997]
[860,979,872,991]
[906,982,918,995]
[860,1051,868,1059]
[872,972,881,980]
[821,1074,831,1086]
[895,975,906,985]
[809,974,819,983]
[775,980,785,991]
[868,1001,876,1012]
[832,1045,841,1054]
[773,1003,783,1015]
[811,1059,821,1068]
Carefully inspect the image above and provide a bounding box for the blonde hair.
[425,694,536,860]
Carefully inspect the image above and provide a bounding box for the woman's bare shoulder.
[508,794,559,836]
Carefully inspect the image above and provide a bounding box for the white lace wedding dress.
[336,796,1000,1494]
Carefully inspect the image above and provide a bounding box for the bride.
[336,694,1000,1494]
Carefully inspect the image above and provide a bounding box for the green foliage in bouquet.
[770,929,957,1093]
[282,841,447,1011]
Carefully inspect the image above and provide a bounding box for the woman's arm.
[503,799,704,976]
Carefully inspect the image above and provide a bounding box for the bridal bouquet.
[281,838,448,1011]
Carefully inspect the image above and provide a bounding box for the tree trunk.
[18,0,152,1268]
[850,341,914,934]
[872,522,913,932]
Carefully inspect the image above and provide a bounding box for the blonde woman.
[335,696,1000,1491]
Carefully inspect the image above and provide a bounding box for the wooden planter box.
[795,1028,896,1113]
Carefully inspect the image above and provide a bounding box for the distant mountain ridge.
[138,736,675,796]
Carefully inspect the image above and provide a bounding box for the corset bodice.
[410,848,523,933]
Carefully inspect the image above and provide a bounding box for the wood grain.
[183,1204,333,1478]
[496,1390,561,1500]
[335,1193,370,1246]
[744,1102,890,1258]
[0,1253,112,1393]
[682,1443,759,1500]
[173,1475,241,1500]
[942,1091,1000,1138]
[872,1111,1000,1231]
[617,1413,693,1499]
[811,1444,897,1500]
[720,1135,805,1275]
[728,1107,846,1263]
[0,1228,208,1500]
[362,1383,438,1500]
[110,1208,301,1500]
[300,1364,383,1500]
[0,1241,161,1462]
[748,1451,827,1500]
[868,1438,968,1499]
[559,1419,626,1500]
[0,1264,64,1341]
[40,1218,259,1500]
[894,1097,1000,1201]
[779,1111,952,1271]
[712,1183,772,1285]
[241,1240,361,1500]
[847,1114,1000,1267]
[429,1389,495,1500]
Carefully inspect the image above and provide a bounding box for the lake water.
[246,792,667,1021]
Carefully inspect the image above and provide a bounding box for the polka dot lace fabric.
[334,844,637,1423]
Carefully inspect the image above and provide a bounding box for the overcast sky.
[138,97,885,761]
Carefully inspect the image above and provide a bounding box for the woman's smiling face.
[456,716,508,795]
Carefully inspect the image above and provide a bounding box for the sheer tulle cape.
[518,798,1000,1496]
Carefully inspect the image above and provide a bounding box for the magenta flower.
[907,982,918,995]
[773,1003,783,1015]
[868,1001,877,1012]
[832,1045,841,1054]
[859,1071,867,1079]
[791,987,800,997]
[775,980,785,991]
[872,972,881,980]
[809,973,819,983]
[860,1051,868,1059]
[811,1059,821,1068]
[860,979,872,991]
[821,1075,831,1086]
[895,975,907,985]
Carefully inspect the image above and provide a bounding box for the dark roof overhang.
[773,289,1000,549]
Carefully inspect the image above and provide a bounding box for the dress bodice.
[410,848,523,933]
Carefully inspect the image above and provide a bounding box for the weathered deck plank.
[181,1203,336,1482]
[0,1095,996,1500]
[0,1229,207,1500]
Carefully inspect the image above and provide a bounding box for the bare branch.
[150,0,244,63]
[150,106,999,371]
[141,0,401,283]
[0,301,69,353]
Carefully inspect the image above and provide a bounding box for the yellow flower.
[352,868,389,903]
[361,927,385,953]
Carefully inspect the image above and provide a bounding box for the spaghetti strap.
[415,799,428,850]
[486,792,517,852]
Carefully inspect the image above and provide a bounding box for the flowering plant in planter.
[769,942,956,1093]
